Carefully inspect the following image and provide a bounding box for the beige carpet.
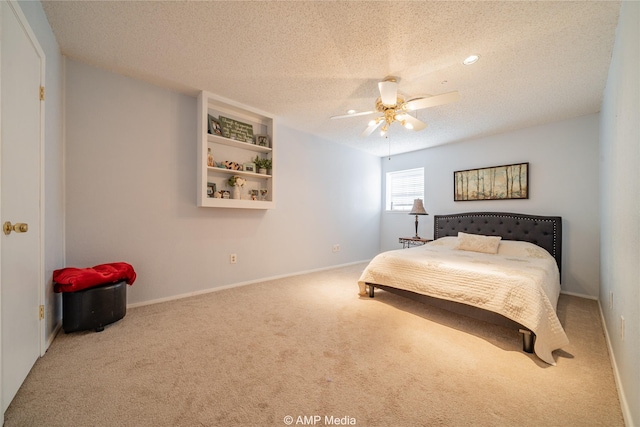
[5,263,624,426]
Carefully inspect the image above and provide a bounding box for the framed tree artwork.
[454,162,528,201]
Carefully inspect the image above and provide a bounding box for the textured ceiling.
[42,1,621,157]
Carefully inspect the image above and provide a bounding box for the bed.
[358,212,569,365]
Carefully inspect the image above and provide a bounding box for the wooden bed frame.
[367,212,562,354]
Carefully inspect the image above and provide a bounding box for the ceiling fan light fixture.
[339,77,459,138]
[379,79,399,107]
[463,54,480,65]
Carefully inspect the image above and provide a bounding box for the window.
[385,167,424,212]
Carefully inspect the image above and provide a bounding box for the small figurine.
[223,161,241,171]
[207,148,214,167]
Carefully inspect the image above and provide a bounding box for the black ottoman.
[62,280,127,333]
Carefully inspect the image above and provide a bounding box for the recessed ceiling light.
[347,109,357,114]
[463,54,480,65]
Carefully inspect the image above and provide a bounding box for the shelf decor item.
[264,158,272,171]
[253,156,272,174]
[243,162,256,173]
[227,175,246,199]
[255,134,270,147]
[219,116,254,143]
[208,115,223,136]
[207,182,216,197]
[223,161,242,171]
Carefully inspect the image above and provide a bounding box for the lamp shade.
[409,199,428,215]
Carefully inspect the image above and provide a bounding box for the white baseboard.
[44,322,62,354]
[597,300,634,427]
[127,260,370,309]
[560,289,598,300]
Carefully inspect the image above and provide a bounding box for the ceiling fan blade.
[404,91,460,111]
[330,110,376,120]
[361,119,383,137]
[400,114,427,131]
[378,80,398,106]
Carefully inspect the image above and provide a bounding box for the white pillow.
[456,232,502,254]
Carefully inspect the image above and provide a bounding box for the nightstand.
[399,237,432,249]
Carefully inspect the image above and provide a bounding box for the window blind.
[386,167,424,211]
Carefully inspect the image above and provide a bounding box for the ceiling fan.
[331,77,460,137]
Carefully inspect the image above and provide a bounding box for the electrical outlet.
[621,316,625,340]
[230,254,237,264]
[332,244,340,253]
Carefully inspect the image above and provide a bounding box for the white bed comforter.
[358,237,569,365]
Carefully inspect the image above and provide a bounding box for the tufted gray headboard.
[433,212,562,274]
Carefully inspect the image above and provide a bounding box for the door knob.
[3,221,28,235]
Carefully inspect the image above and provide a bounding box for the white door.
[0,0,44,413]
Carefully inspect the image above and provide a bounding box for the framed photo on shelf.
[255,134,270,147]
[207,182,217,197]
[243,162,256,173]
[208,115,223,136]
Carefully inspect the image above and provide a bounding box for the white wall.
[64,59,381,305]
[17,1,65,346]
[600,1,639,425]
[380,114,601,298]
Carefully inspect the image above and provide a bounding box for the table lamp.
[409,199,428,238]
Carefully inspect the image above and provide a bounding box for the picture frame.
[207,182,217,197]
[243,162,256,173]
[255,134,270,147]
[208,115,223,136]
[219,116,253,143]
[454,162,529,201]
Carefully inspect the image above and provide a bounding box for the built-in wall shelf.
[197,91,276,209]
